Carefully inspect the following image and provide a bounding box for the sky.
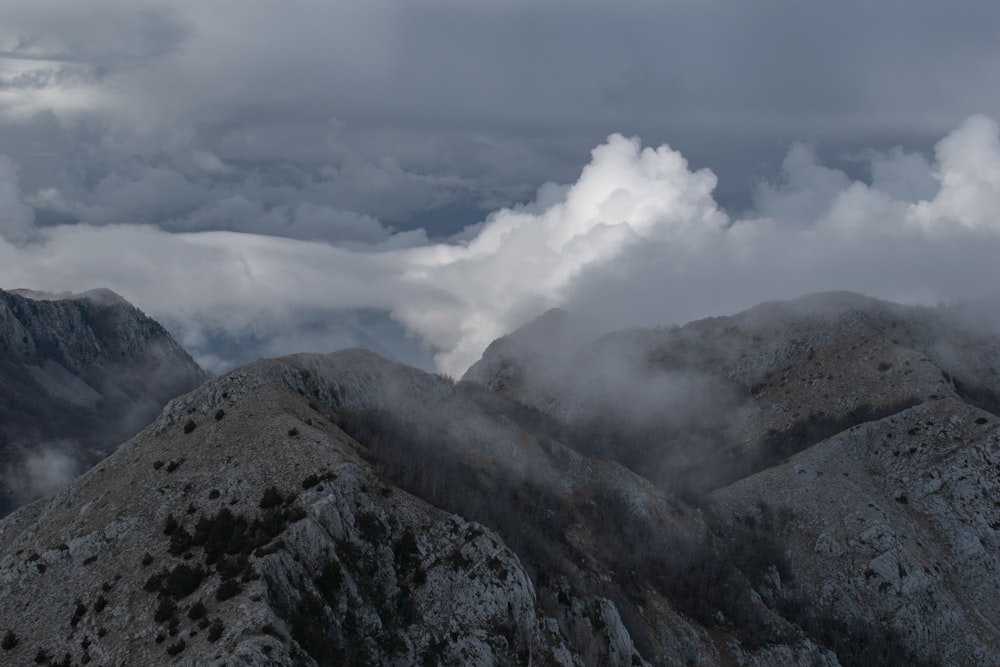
[1,0,1000,376]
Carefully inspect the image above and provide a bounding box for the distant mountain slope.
[465,291,1000,495]
[1,292,998,666]
[0,288,207,514]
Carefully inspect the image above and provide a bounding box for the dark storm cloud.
[3,0,998,236]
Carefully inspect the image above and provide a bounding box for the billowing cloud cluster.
[3,0,1000,241]
[3,115,1000,376]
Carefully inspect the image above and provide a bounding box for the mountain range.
[0,289,998,666]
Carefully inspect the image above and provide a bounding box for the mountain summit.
[0,292,998,665]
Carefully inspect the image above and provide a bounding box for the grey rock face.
[0,287,207,514]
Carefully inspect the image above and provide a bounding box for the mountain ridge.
[1,291,998,665]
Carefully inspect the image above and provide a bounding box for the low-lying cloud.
[2,115,1000,376]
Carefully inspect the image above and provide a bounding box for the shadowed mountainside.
[0,288,207,514]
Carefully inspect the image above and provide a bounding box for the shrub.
[259,487,283,509]
[207,619,224,642]
[355,511,386,543]
[161,564,205,599]
[215,579,242,601]
[168,526,194,556]
[395,529,420,574]
[183,419,196,434]
[166,639,186,656]
[188,601,207,620]
[154,598,177,624]
[144,569,168,593]
[1,631,16,650]
[70,599,87,627]
[315,563,343,606]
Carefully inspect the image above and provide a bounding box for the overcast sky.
[2,1,1000,374]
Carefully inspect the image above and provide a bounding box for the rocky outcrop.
[710,397,1000,666]
[0,287,207,514]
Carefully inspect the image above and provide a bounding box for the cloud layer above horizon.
[3,114,1000,376]
[3,1,1000,374]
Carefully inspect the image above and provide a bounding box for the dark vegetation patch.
[301,471,335,489]
[258,486,283,509]
[354,511,386,543]
[188,601,207,620]
[160,564,205,599]
[270,516,425,664]
[215,579,242,601]
[166,639,186,656]
[777,596,940,667]
[183,419,196,434]
[69,599,86,627]
[141,498,307,647]
[2,630,17,650]
[207,618,224,642]
[154,598,177,624]
[184,500,305,565]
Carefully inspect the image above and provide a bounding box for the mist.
[1,115,999,376]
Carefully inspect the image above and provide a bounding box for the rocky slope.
[0,288,207,514]
[0,291,998,666]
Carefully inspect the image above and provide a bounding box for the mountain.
[0,291,998,665]
[0,288,208,514]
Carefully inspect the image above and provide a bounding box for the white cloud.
[19,444,80,498]
[3,116,1000,378]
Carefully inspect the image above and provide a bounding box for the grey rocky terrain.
[0,288,207,514]
[0,291,998,665]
